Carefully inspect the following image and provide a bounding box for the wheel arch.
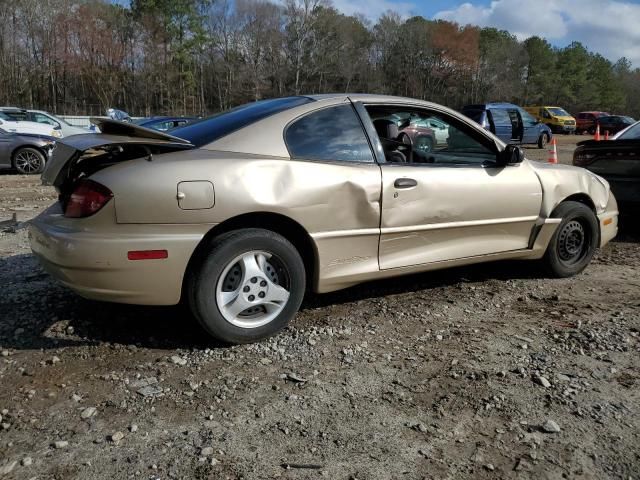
[555,193,597,214]
[183,211,318,299]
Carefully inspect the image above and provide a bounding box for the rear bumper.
[29,203,212,305]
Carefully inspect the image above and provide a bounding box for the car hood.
[41,117,193,188]
[528,160,611,215]
[13,132,56,142]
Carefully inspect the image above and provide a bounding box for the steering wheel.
[397,132,414,163]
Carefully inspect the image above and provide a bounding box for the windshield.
[547,107,570,117]
[171,97,314,147]
[617,122,640,140]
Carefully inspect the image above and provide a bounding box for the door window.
[33,113,57,127]
[520,109,538,126]
[488,108,510,125]
[285,104,374,163]
[365,106,496,166]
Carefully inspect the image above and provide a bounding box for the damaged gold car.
[29,95,619,344]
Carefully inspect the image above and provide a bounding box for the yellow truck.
[524,106,576,134]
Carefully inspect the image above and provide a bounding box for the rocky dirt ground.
[0,135,638,480]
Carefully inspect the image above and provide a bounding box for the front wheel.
[537,133,549,149]
[187,228,306,344]
[542,201,599,278]
[13,147,46,174]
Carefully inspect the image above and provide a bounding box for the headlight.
[51,130,63,138]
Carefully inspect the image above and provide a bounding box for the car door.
[487,108,513,143]
[355,102,543,270]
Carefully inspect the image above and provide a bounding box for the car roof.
[462,102,519,110]
[0,106,26,112]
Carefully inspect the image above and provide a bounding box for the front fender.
[529,161,611,216]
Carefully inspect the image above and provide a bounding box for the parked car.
[405,116,450,144]
[0,127,55,174]
[0,112,62,138]
[0,107,88,137]
[596,115,636,136]
[133,116,197,132]
[462,102,552,148]
[31,94,618,344]
[573,120,640,210]
[575,111,609,134]
[524,106,576,134]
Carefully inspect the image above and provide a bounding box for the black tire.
[542,201,599,278]
[13,147,46,174]
[537,133,549,149]
[187,228,306,344]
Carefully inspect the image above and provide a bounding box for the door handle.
[394,177,417,189]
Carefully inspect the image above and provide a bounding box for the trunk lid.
[42,118,194,189]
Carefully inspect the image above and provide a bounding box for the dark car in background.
[0,127,55,174]
[596,115,635,136]
[462,102,552,148]
[133,116,197,131]
[573,120,640,211]
[575,111,609,134]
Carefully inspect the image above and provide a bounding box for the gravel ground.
[0,136,638,479]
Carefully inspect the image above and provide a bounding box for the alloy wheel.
[14,149,44,174]
[215,250,291,328]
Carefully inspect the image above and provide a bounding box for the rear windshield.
[171,96,314,147]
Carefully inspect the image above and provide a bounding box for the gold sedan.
[29,95,619,344]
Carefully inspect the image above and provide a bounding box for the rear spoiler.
[42,118,194,187]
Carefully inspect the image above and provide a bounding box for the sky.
[331,0,640,66]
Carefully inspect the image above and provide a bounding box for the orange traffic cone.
[594,123,601,141]
[548,137,558,164]
[604,130,609,140]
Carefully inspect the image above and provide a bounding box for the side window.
[285,104,373,163]
[366,106,496,166]
[34,113,59,128]
[520,109,538,125]
[488,108,510,125]
[542,109,551,119]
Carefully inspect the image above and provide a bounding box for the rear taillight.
[64,180,113,218]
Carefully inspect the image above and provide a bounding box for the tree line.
[1,0,639,118]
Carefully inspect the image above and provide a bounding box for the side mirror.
[497,144,524,166]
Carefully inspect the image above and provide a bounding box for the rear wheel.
[188,228,306,344]
[542,201,599,277]
[13,147,45,174]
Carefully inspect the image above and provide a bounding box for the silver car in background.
[0,127,55,174]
